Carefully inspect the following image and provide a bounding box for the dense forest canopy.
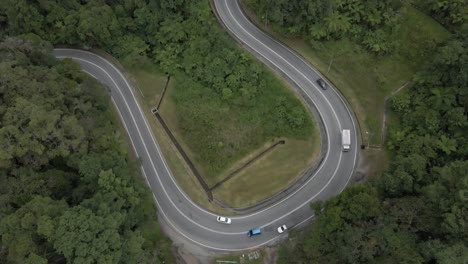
[0,0,314,262]
[277,37,468,263]
[246,0,403,53]
[410,0,467,29]
[246,0,467,54]
[1,0,313,176]
[0,36,171,263]
[255,1,468,262]
[1,0,467,263]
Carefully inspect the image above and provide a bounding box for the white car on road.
[277,225,287,234]
[216,216,232,224]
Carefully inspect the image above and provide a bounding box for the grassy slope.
[123,61,232,214]
[213,136,319,207]
[170,65,319,184]
[168,64,320,188]
[126,63,167,108]
[241,1,452,146]
[124,59,321,210]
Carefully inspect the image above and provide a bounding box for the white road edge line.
[216,0,348,216]
[54,0,360,244]
[230,0,359,191]
[58,55,241,235]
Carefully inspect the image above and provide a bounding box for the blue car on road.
[247,228,261,237]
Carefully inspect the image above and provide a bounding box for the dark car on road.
[316,78,327,90]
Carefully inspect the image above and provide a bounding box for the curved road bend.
[52,0,358,252]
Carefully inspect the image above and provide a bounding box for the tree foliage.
[278,34,468,263]
[411,0,468,28]
[0,0,314,178]
[245,0,403,54]
[0,37,171,263]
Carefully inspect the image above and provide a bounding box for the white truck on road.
[342,129,351,151]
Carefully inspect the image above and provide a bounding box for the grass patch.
[241,1,452,146]
[123,58,321,212]
[119,0,322,210]
[361,149,390,182]
[125,62,167,108]
[156,75,212,184]
[212,250,265,264]
[122,60,232,215]
[159,68,320,206]
[213,136,319,208]
[160,71,320,189]
[170,66,316,182]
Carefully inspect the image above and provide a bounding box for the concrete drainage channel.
[209,140,286,192]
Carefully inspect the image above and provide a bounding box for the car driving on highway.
[316,78,328,90]
[216,216,232,224]
[247,228,261,237]
[277,225,287,234]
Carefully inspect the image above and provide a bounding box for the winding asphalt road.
[53,0,358,252]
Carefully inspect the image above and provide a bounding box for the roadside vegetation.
[125,60,320,209]
[123,60,232,215]
[0,0,316,180]
[0,0,319,192]
[278,35,468,264]
[0,2,321,262]
[244,0,452,146]
[213,136,319,208]
[244,0,467,262]
[212,249,266,264]
[0,37,172,263]
[408,0,467,31]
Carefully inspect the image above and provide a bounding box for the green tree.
[325,12,351,36]
[76,4,121,49]
[52,206,124,264]
[0,0,44,36]
[0,37,172,263]
[427,0,468,26]
[0,196,68,262]
[277,34,467,263]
